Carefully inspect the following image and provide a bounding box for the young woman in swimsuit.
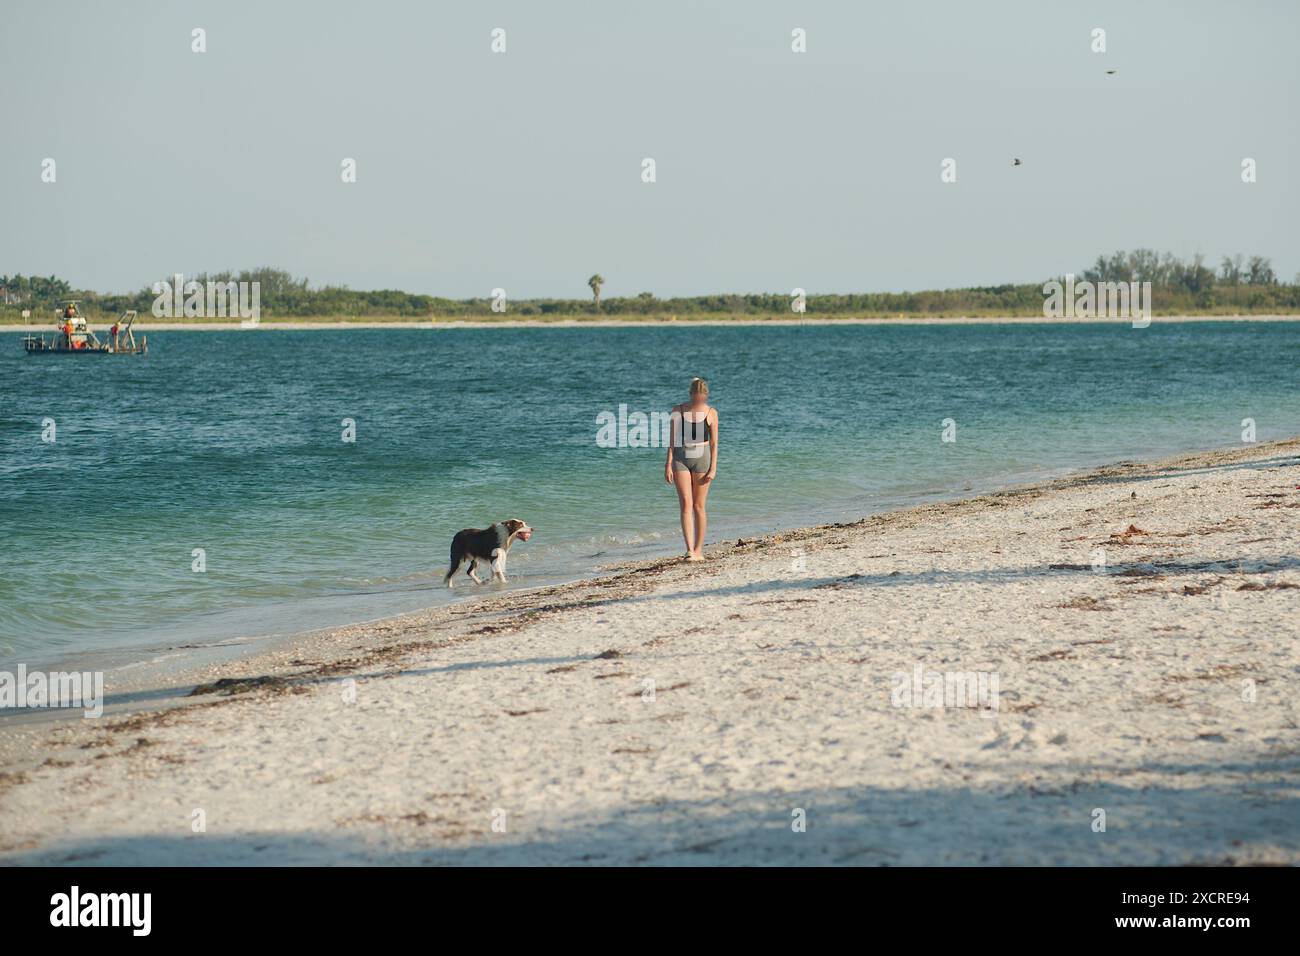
[664,377,718,561]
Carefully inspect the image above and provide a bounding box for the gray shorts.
[672,443,711,475]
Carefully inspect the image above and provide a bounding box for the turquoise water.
[1,322,1297,665]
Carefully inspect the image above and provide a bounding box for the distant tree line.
[1082,249,1278,291]
[0,274,72,306]
[3,252,1297,320]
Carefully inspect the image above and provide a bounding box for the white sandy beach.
[2,439,1298,866]
[2,314,1299,333]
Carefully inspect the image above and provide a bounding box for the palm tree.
[587,274,605,310]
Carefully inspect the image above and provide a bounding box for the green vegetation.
[2,252,1297,324]
[587,274,605,311]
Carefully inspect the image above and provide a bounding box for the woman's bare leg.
[673,469,696,556]
[690,473,711,557]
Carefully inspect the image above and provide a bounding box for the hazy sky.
[2,0,1296,298]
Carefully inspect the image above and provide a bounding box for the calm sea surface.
[2,321,1297,666]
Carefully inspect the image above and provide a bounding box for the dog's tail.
[444,536,462,586]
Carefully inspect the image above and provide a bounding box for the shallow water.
[1,321,1297,665]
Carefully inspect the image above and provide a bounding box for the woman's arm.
[665,406,678,483]
[703,408,718,482]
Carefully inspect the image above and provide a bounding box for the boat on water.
[22,302,147,356]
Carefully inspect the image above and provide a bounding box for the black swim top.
[681,410,711,444]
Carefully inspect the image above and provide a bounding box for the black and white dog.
[444,518,533,587]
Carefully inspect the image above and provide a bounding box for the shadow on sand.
[6,767,1297,866]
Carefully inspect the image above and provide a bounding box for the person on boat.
[60,304,75,348]
[109,321,120,350]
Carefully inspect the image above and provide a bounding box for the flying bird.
[1012,158,1022,166]
[1105,70,1117,75]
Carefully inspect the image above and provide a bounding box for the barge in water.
[22,303,147,356]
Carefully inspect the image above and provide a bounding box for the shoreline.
[3,437,1298,864]
[0,437,1247,703]
[3,314,1300,332]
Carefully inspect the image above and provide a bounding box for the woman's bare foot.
[686,552,705,562]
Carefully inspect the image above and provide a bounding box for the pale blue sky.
[2,0,1296,298]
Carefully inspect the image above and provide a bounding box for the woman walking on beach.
[665,378,719,561]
